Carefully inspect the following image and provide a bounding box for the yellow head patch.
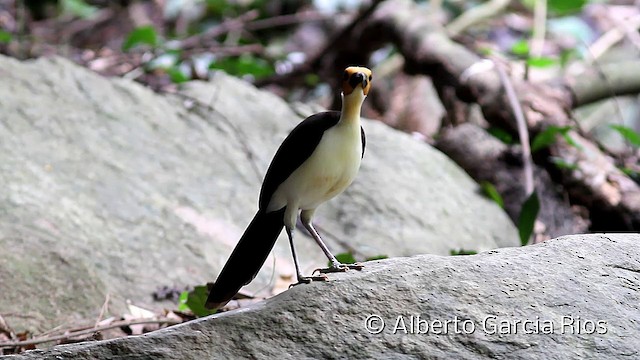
[342,66,372,96]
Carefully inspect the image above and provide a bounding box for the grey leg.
[300,209,363,274]
[286,226,327,286]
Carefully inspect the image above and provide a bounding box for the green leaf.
[365,255,388,261]
[60,0,98,19]
[122,26,158,51]
[450,249,477,256]
[178,285,217,317]
[531,126,572,152]
[478,47,493,56]
[620,167,639,180]
[0,30,11,43]
[304,74,320,86]
[480,181,504,208]
[559,48,577,67]
[609,125,640,148]
[518,191,540,246]
[526,57,557,68]
[511,39,530,57]
[560,131,583,150]
[167,67,190,83]
[330,253,357,267]
[487,126,514,144]
[178,290,190,312]
[206,0,230,16]
[548,0,587,15]
[209,54,274,79]
[549,156,579,170]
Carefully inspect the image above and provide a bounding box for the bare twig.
[0,318,181,348]
[180,10,260,50]
[445,0,510,37]
[530,0,547,59]
[588,14,640,64]
[94,293,110,328]
[494,61,534,195]
[355,0,640,229]
[244,11,326,31]
[255,0,385,87]
[567,61,640,107]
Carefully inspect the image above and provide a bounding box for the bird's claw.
[313,262,364,275]
[289,274,329,288]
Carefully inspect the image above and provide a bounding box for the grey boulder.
[10,233,640,359]
[0,55,517,333]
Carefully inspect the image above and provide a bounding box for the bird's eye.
[369,75,372,81]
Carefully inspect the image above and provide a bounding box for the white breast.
[267,122,362,212]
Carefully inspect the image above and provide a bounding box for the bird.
[205,66,372,310]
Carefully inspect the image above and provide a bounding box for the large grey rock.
[0,55,517,333]
[9,234,639,359]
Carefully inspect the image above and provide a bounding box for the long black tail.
[205,208,285,310]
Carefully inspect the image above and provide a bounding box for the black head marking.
[348,72,366,89]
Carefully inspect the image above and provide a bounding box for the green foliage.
[330,252,357,267]
[60,0,98,19]
[548,0,588,15]
[511,39,529,57]
[518,191,540,246]
[0,30,11,44]
[549,156,579,170]
[480,181,504,208]
[531,125,572,152]
[520,0,588,15]
[178,285,217,317]
[487,126,515,144]
[559,49,577,67]
[305,74,320,86]
[620,167,639,181]
[329,253,387,267]
[206,0,229,15]
[477,47,493,56]
[205,0,269,18]
[450,249,477,256]
[167,67,190,83]
[526,57,557,68]
[122,26,159,51]
[609,125,640,148]
[209,54,274,79]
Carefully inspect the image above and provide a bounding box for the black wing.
[258,111,341,211]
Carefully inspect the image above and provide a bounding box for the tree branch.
[566,61,640,107]
[0,318,180,348]
[357,0,640,230]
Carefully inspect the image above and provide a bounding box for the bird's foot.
[313,262,364,275]
[289,274,329,288]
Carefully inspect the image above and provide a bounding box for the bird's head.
[342,66,372,97]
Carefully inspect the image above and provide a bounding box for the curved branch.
[566,61,640,107]
[357,0,640,230]
[445,0,510,37]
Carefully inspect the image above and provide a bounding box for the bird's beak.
[351,72,369,95]
[342,66,372,96]
[349,72,366,90]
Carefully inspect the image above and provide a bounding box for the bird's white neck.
[340,91,365,125]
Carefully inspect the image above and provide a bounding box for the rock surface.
[0,55,517,333]
[9,234,640,359]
